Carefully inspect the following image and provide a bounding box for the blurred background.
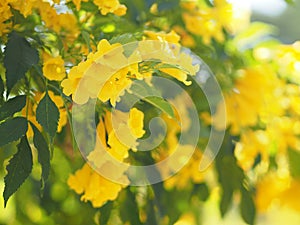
[1,0,300,225]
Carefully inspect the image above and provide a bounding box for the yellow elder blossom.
[93,0,127,16]
[235,130,270,171]
[68,109,145,207]
[43,56,66,81]
[0,0,13,35]
[172,25,196,48]
[128,108,145,138]
[163,149,208,190]
[35,1,79,35]
[181,0,233,44]
[152,113,207,190]
[266,117,300,153]
[276,41,300,85]
[142,30,199,85]
[144,30,181,43]
[213,66,278,134]
[9,0,37,18]
[62,39,138,105]
[174,213,196,225]
[67,163,127,208]
[256,173,300,213]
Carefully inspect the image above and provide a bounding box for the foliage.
[0,0,299,225]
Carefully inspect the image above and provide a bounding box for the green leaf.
[287,148,300,178]
[119,189,142,225]
[143,96,175,118]
[0,95,26,121]
[0,117,28,147]
[99,201,113,225]
[220,187,233,217]
[4,31,39,95]
[36,91,59,140]
[240,188,256,225]
[109,33,137,45]
[30,122,50,188]
[0,76,4,103]
[110,34,138,57]
[192,183,209,201]
[285,0,295,4]
[125,81,175,118]
[82,31,92,52]
[3,136,33,207]
[216,154,245,217]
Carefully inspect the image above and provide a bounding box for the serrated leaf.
[287,148,300,178]
[144,96,175,118]
[30,122,50,188]
[0,95,26,121]
[36,91,59,140]
[3,136,33,207]
[240,188,256,225]
[99,201,113,225]
[0,117,28,147]
[0,76,4,102]
[4,32,39,95]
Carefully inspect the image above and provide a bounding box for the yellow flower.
[276,42,300,85]
[9,0,37,18]
[107,131,130,161]
[160,68,192,85]
[68,115,131,207]
[234,130,270,171]
[97,66,132,106]
[163,149,208,190]
[149,3,158,15]
[72,0,88,11]
[113,4,127,16]
[35,1,79,35]
[174,213,196,225]
[140,31,199,85]
[255,172,300,213]
[0,1,12,35]
[36,2,60,32]
[93,0,127,16]
[128,108,145,138]
[172,25,196,48]
[144,30,181,43]
[62,39,132,105]
[22,92,43,138]
[57,13,79,37]
[67,163,92,194]
[255,173,290,212]
[68,163,127,208]
[279,179,300,212]
[213,66,278,134]
[43,56,66,81]
[266,117,300,153]
[48,91,68,132]
[181,0,233,44]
